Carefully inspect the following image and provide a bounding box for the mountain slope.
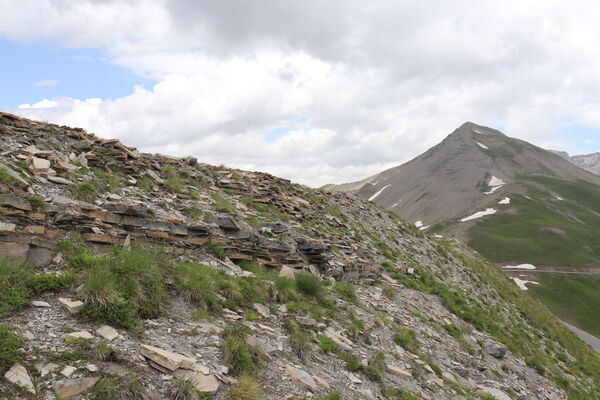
[551,150,600,175]
[329,122,600,267]
[1,113,599,398]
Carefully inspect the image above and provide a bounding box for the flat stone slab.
[96,325,119,341]
[174,370,219,393]
[65,331,94,340]
[58,298,84,314]
[4,364,35,394]
[285,364,317,391]
[140,344,196,371]
[54,376,101,399]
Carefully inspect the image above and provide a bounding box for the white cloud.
[3,0,600,186]
[34,79,59,87]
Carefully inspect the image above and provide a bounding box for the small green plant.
[285,319,312,361]
[187,205,202,220]
[206,239,226,261]
[91,372,146,399]
[0,167,14,183]
[27,195,45,211]
[333,280,357,303]
[318,393,343,400]
[224,375,264,400]
[72,181,97,201]
[363,351,386,382]
[317,335,337,353]
[338,351,361,372]
[165,176,183,192]
[295,273,325,298]
[393,328,418,353]
[213,191,235,213]
[221,325,259,377]
[0,325,23,373]
[170,377,200,400]
[137,176,154,190]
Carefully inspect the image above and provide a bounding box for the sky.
[1,1,600,187]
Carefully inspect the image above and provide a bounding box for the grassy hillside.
[466,176,600,267]
[529,274,600,338]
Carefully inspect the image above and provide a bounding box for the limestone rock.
[53,376,101,399]
[285,364,317,391]
[4,364,35,394]
[386,364,412,379]
[140,344,196,371]
[173,370,219,394]
[96,325,119,341]
[65,331,94,340]
[58,298,84,314]
[279,265,296,279]
[32,300,51,307]
[61,365,76,377]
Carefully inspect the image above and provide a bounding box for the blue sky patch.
[0,38,153,108]
[555,124,600,155]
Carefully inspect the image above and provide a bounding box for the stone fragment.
[285,365,317,391]
[214,216,240,232]
[253,303,270,318]
[442,371,457,384]
[0,242,29,261]
[122,233,131,251]
[483,339,508,359]
[4,364,35,394]
[28,156,51,172]
[386,364,412,379]
[323,327,353,351]
[0,193,32,211]
[140,344,196,371]
[480,387,512,400]
[65,331,94,340]
[61,365,76,377]
[0,222,16,231]
[86,364,99,372]
[58,298,84,314]
[96,325,119,341]
[21,330,35,340]
[35,362,58,378]
[53,377,101,399]
[296,315,317,326]
[173,370,219,394]
[47,176,73,185]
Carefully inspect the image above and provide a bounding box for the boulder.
[279,265,296,279]
[140,344,196,371]
[483,339,508,359]
[58,298,85,314]
[214,216,240,232]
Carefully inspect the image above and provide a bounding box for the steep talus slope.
[0,113,599,399]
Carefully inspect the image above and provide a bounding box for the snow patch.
[415,221,423,228]
[368,185,390,201]
[476,142,488,149]
[556,196,563,201]
[460,208,497,222]
[498,197,510,205]
[504,264,536,270]
[391,201,400,208]
[433,234,443,238]
[419,225,430,231]
[512,277,539,291]
[484,175,505,194]
[473,129,483,134]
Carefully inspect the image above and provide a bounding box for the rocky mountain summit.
[0,112,599,399]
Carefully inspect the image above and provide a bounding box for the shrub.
[187,205,202,220]
[0,325,23,373]
[137,176,154,190]
[393,328,418,353]
[72,182,97,201]
[91,372,146,400]
[295,273,325,298]
[79,246,171,333]
[338,351,361,372]
[364,351,386,382]
[333,280,357,303]
[206,239,226,260]
[285,319,312,361]
[28,272,76,295]
[0,167,14,183]
[225,375,264,400]
[165,176,183,192]
[317,335,337,353]
[221,326,259,377]
[213,191,235,214]
[170,377,199,400]
[0,257,31,317]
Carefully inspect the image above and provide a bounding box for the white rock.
[58,298,84,314]
[61,365,76,378]
[386,364,412,379]
[173,370,219,394]
[140,344,196,371]
[285,365,317,391]
[32,300,51,307]
[65,331,94,340]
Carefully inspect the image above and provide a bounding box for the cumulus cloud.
[2,0,600,186]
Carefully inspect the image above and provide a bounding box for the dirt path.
[563,321,600,354]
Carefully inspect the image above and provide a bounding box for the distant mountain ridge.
[326,122,600,267]
[550,150,600,175]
